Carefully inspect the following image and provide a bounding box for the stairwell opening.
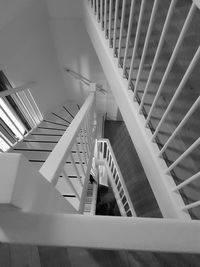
[104,118,162,218]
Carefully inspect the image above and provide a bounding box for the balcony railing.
[85,0,200,220]
[0,82,200,253]
[40,86,97,212]
[96,138,136,216]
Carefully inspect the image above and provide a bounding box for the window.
[0,71,42,152]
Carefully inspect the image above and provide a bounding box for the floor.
[104,120,162,218]
[1,242,200,267]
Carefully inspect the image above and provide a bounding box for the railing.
[84,179,98,215]
[86,0,200,219]
[0,85,97,215]
[96,138,136,217]
[1,209,200,253]
[1,85,200,254]
[40,86,97,212]
[0,82,42,152]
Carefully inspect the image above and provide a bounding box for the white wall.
[49,19,104,106]
[0,0,70,116]
[44,0,118,118]
[0,0,119,119]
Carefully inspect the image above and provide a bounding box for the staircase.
[10,102,84,209]
[83,0,200,219]
[1,0,200,264]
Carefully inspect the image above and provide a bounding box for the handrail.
[40,91,95,185]
[85,0,200,219]
[96,139,136,217]
[40,85,97,212]
[1,210,200,253]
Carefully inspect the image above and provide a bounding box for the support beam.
[0,211,199,253]
[0,153,77,214]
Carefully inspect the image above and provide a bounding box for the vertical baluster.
[100,0,104,29]
[102,141,105,159]
[152,45,200,141]
[21,90,39,125]
[112,162,114,173]
[109,0,114,47]
[14,94,36,128]
[26,89,43,121]
[18,92,37,127]
[182,200,200,211]
[96,141,100,158]
[0,105,23,139]
[166,137,200,174]
[118,0,127,66]
[159,96,200,156]
[139,0,177,120]
[173,171,200,191]
[97,0,100,21]
[109,155,112,166]
[0,132,12,147]
[113,0,120,56]
[93,0,96,13]
[104,0,108,37]
[106,144,109,161]
[146,3,196,124]
[70,153,83,187]
[135,0,159,104]
[128,0,147,89]
[122,0,137,76]
[103,141,107,159]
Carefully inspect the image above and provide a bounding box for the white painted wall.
[44,0,119,118]
[83,2,191,219]
[49,19,104,107]
[0,0,70,116]
[0,0,119,119]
